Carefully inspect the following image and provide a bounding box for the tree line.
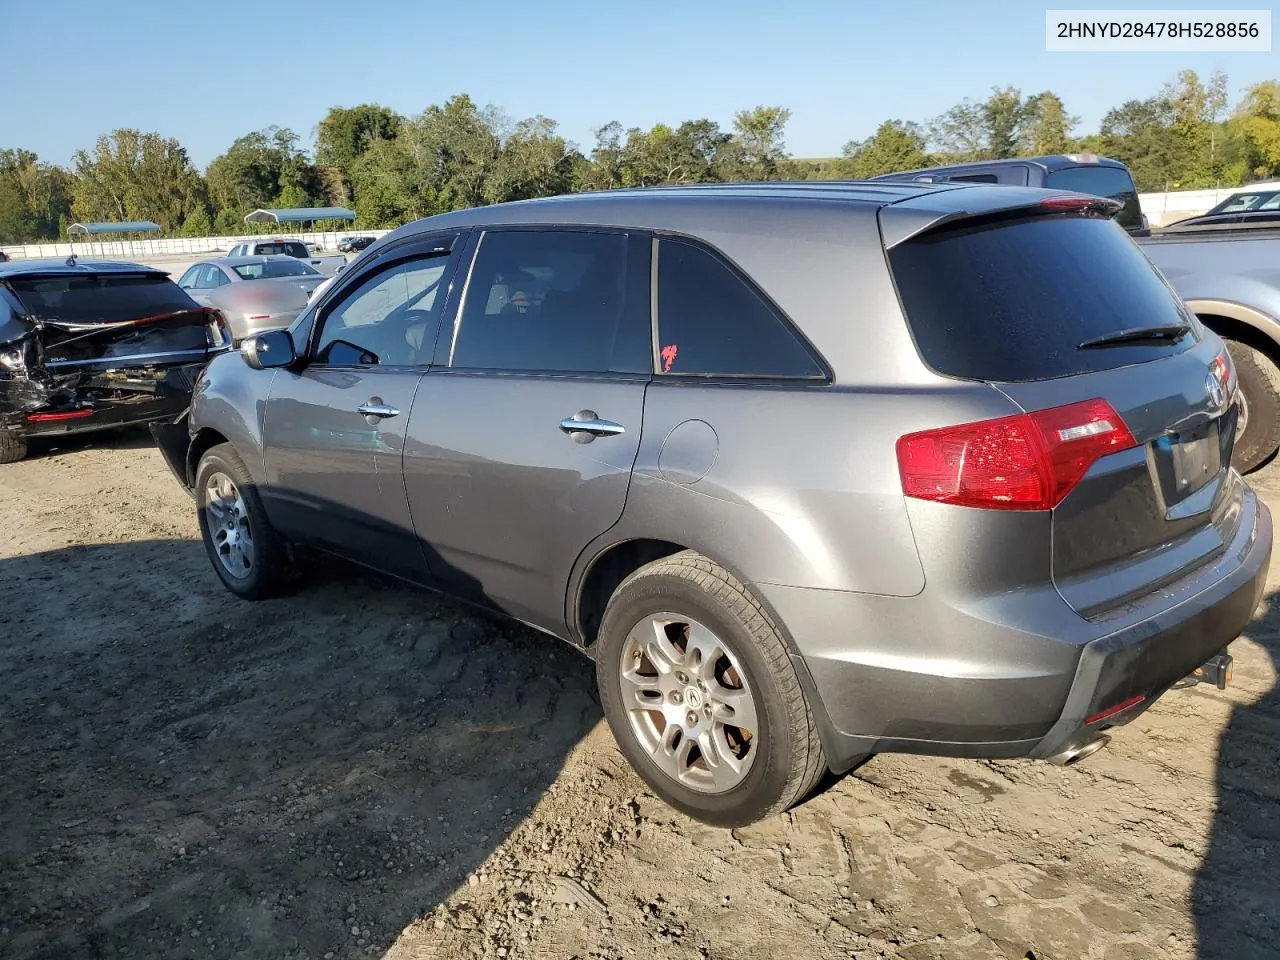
[1,69,1278,245]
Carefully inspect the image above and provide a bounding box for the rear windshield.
[888,214,1197,383]
[6,273,198,324]
[255,242,310,258]
[233,259,317,280]
[1044,166,1143,229]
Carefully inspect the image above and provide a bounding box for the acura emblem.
[1206,372,1225,409]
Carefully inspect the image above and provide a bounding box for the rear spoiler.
[878,188,1123,248]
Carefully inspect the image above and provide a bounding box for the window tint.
[888,214,1197,383]
[8,273,198,323]
[655,239,823,379]
[234,259,316,280]
[451,229,648,373]
[255,242,310,258]
[314,254,450,366]
[1044,166,1143,229]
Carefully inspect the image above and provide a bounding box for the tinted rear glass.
[1044,166,1142,229]
[7,273,198,324]
[888,215,1197,383]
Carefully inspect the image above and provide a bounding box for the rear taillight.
[1210,348,1231,394]
[896,398,1136,511]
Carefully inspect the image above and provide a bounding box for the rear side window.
[6,273,197,323]
[655,239,824,379]
[888,215,1197,383]
[1045,166,1142,229]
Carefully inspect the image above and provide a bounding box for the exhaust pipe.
[1045,734,1110,767]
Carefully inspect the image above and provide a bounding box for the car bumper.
[756,481,1272,772]
[17,394,191,439]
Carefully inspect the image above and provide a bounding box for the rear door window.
[1045,165,1143,229]
[888,214,1197,383]
[450,228,650,374]
[655,238,824,379]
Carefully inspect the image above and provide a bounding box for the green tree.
[487,116,577,202]
[206,126,316,216]
[1099,96,1180,190]
[0,149,71,242]
[1021,92,1078,154]
[841,120,930,177]
[731,106,792,177]
[71,129,206,232]
[1225,80,1280,180]
[180,204,213,237]
[1164,69,1229,186]
[316,104,402,194]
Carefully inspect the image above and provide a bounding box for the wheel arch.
[187,427,231,487]
[1188,299,1280,363]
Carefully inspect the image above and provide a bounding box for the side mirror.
[242,329,297,370]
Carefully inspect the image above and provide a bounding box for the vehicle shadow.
[0,534,601,960]
[23,426,156,461]
[1193,589,1280,959]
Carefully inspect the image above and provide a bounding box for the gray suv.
[155,181,1273,827]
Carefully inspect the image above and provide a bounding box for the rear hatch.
[884,194,1239,619]
[5,270,223,370]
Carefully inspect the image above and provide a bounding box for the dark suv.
[155,181,1271,826]
[871,153,1148,234]
[0,258,229,462]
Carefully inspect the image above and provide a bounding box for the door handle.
[358,398,400,420]
[559,410,625,442]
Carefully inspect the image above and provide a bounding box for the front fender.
[189,350,277,485]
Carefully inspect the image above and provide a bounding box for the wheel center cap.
[684,686,702,708]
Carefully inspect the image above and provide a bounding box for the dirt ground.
[2,432,1278,960]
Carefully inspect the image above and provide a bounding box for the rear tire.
[595,551,827,827]
[195,443,290,600]
[0,428,28,463]
[1224,338,1280,474]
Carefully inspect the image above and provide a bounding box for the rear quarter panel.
[1140,234,1280,338]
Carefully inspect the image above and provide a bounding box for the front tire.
[595,551,827,827]
[1224,337,1280,474]
[195,443,289,599]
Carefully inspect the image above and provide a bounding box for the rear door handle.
[559,410,625,442]
[358,399,400,420]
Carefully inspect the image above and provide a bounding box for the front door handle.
[358,398,400,420]
[559,410,625,442]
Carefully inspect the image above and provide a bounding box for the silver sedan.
[177,256,328,343]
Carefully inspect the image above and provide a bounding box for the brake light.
[1040,196,1095,212]
[248,314,271,320]
[896,398,1136,511]
[28,409,94,422]
[1210,348,1231,393]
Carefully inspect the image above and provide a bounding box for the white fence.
[1138,180,1280,226]
[0,228,394,262]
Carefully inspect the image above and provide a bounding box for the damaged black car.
[0,258,230,463]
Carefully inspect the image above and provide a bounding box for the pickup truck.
[875,155,1280,472]
[225,238,347,276]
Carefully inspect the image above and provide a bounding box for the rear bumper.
[757,482,1272,772]
[17,394,190,438]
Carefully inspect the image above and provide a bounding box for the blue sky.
[1,0,1274,169]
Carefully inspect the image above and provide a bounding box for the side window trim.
[305,232,462,368]
[650,232,831,382]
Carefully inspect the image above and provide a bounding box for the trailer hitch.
[1173,652,1233,691]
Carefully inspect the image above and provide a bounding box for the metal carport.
[67,221,162,258]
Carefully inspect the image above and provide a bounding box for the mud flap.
[149,412,193,494]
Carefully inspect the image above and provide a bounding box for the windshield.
[1044,166,1143,230]
[888,213,1197,382]
[233,259,318,280]
[5,273,199,324]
